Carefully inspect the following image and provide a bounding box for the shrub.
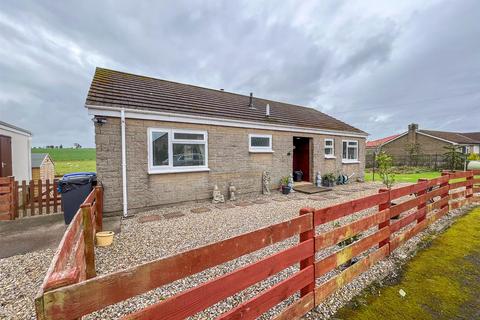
[376,152,395,188]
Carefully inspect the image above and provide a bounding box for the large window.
[249,134,273,152]
[148,128,208,173]
[342,140,359,162]
[324,138,335,158]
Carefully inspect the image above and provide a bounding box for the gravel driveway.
[0,181,402,319]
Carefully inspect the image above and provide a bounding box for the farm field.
[31,148,96,176]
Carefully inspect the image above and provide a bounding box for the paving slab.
[215,203,236,209]
[235,201,253,207]
[163,211,185,219]
[138,215,162,223]
[191,207,212,213]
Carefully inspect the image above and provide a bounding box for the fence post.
[82,204,96,279]
[417,179,428,223]
[95,186,103,232]
[441,172,450,211]
[299,207,315,298]
[378,188,391,250]
[466,171,474,202]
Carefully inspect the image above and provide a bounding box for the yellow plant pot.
[96,231,115,247]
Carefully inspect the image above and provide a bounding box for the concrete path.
[0,214,121,259]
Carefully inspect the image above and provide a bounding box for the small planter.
[282,186,291,195]
[322,180,335,188]
[96,231,115,247]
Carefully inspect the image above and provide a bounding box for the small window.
[324,139,335,157]
[149,128,208,173]
[342,140,359,162]
[249,134,272,152]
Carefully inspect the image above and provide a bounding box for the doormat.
[293,185,332,194]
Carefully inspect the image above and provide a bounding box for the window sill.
[249,150,274,153]
[324,156,336,159]
[148,167,210,174]
[342,160,360,164]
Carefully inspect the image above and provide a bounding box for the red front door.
[293,137,310,182]
[0,135,13,177]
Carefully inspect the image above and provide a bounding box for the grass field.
[32,148,96,176]
[365,171,441,183]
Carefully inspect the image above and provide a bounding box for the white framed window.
[342,140,359,163]
[148,128,209,174]
[324,138,335,158]
[249,134,273,153]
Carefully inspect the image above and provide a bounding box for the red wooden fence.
[0,177,15,220]
[35,186,103,320]
[35,171,480,320]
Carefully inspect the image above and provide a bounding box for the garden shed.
[31,153,55,181]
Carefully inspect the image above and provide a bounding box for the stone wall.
[95,117,366,215]
[381,133,450,157]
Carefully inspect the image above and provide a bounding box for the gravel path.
[2,182,471,320]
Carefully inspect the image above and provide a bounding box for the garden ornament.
[212,184,225,204]
[228,182,237,201]
[262,171,271,195]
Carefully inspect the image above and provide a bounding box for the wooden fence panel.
[40,214,313,320]
[0,177,14,220]
[12,179,62,218]
[123,240,313,320]
[34,172,480,320]
[216,266,314,320]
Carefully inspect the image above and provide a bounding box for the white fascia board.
[0,123,32,137]
[86,105,368,139]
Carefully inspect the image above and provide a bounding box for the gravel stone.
[1,181,476,319]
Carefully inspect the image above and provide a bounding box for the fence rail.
[35,186,103,320]
[35,170,480,320]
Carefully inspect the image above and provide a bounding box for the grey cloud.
[0,0,479,147]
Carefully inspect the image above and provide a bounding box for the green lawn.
[365,171,441,183]
[32,148,96,176]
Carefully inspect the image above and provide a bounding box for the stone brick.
[95,117,366,214]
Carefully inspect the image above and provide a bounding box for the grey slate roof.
[419,130,480,144]
[31,153,49,168]
[85,68,366,135]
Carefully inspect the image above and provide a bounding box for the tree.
[376,151,395,188]
[443,145,465,170]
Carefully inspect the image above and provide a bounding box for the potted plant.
[322,173,336,187]
[280,176,291,194]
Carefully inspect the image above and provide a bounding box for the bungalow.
[85,68,367,216]
[378,123,480,156]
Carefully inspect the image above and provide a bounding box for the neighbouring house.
[0,121,32,181]
[366,134,401,156]
[85,68,367,215]
[31,153,55,181]
[375,123,480,157]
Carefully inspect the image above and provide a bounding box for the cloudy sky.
[0,0,479,147]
